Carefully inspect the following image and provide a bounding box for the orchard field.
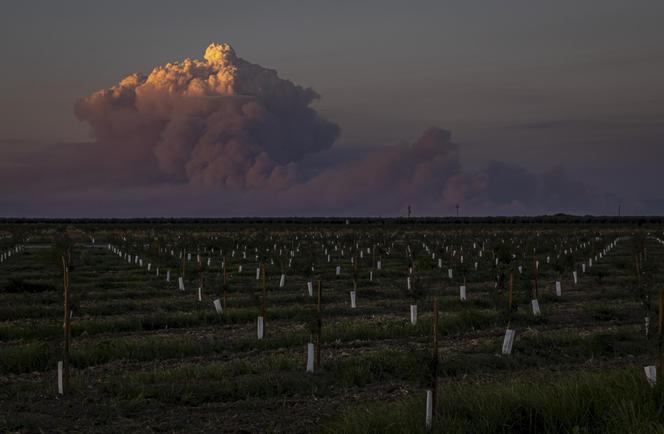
[2,218,664,433]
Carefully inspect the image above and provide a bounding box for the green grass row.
[325,368,664,434]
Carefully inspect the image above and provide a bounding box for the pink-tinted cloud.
[74,43,339,189]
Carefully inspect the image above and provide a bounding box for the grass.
[0,342,53,374]
[325,369,664,433]
[81,347,425,405]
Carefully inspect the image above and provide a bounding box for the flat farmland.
[1,220,664,433]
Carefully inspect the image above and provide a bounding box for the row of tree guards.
[0,244,24,263]
[51,235,663,432]
[106,235,615,352]
[111,236,621,352]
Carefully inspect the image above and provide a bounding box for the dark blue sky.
[1,0,663,216]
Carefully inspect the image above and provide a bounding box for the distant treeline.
[0,215,663,227]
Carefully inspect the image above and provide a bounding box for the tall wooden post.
[431,296,439,428]
[372,244,376,272]
[316,280,322,368]
[352,260,357,292]
[508,272,513,326]
[534,258,539,298]
[261,263,267,324]
[222,256,228,310]
[61,255,71,395]
[658,289,663,374]
[198,263,205,296]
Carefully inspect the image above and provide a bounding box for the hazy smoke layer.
[283,128,486,215]
[75,43,340,189]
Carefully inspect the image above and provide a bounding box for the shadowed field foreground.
[1,219,663,433]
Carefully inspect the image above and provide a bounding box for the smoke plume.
[0,43,622,217]
[282,128,486,215]
[74,43,340,189]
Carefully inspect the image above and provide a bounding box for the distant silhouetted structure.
[408,205,412,218]
[455,204,460,217]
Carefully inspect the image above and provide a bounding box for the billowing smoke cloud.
[282,128,486,215]
[74,43,339,189]
[69,43,485,214]
[0,43,629,217]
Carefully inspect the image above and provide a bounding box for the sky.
[0,0,663,217]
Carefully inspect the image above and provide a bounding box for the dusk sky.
[1,0,663,217]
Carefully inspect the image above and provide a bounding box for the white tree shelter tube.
[57,361,64,395]
[644,365,657,387]
[213,299,223,314]
[502,329,516,355]
[257,316,264,339]
[410,304,418,325]
[531,299,541,316]
[306,343,315,373]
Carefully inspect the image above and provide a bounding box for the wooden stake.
[198,263,205,299]
[61,255,71,395]
[534,258,539,298]
[658,288,663,374]
[659,289,664,336]
[507,271,514,328]
[508,272,513,309]
[261,263,267,319]
[222,256,228,310]
[352,260,357,292]
[316,279,322,368]
[431,296,439,427]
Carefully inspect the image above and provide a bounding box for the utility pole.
[455,204,460,218]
